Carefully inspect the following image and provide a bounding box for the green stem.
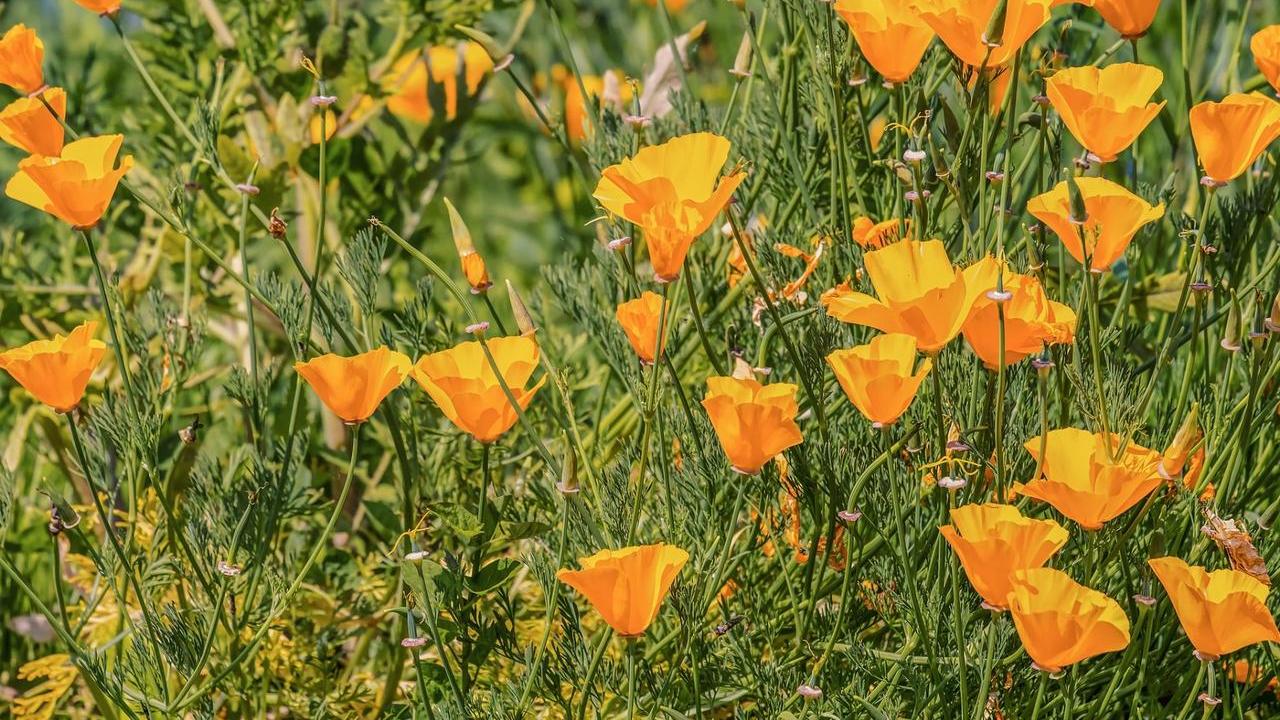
[79,230,134,398]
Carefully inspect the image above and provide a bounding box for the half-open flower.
[616,291,668,365]
[1026,177,1164,272]
[909,0,1055,68]
[385,42,493,124]
[851,216,905,250]
[1254,26,1280,94]
[1090,0,1162,39]
[4,134,134,229]
[701,376,803,475]
[1008,568,1131,672]
[1045,63,1165,162]
[0,321,106,413]
[444,198,492,294]
[1189,93,1280,185]
[295,347,411,424]
[1148,556,1280,659]
[962,270,1076,368]
[940,503,1069,610]
[0,24,44,94]
[71,0,122,15]
[412,336,544,443]
[557,543,689,637]
[0,87,65,156]
[827,333,931,427]
[834,0,935,85]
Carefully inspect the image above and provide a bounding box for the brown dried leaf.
[1201,507,1271,586]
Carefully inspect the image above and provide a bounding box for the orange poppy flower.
[701,376,804,475]
[827,333,932,427]
[72,0,122,14]
[1014,428,1163,530]
[0,321,106,413]
[615,291,668,365]
[1148,556,1280,659]
[962,270,1076,368]
[561,70,633,145]
[412,336,544,443]
[1045,63,1165,162]
[1026,177,1164,272]
[834,0,935,85]
[909,0,1055,68]
[4,134,134,229]
[820,240,1001,354]
[294,346,411,424]
[0,86,65,156]
[851,216,905,249]
[384,42,493,125]
[0,24,44,94]
[1008,568,1131,672]
[443,198,492,294]
[940,503,1069,610]
[643,0,689,10]
[1189,93,1280,184]
[556,543,689,637]
[1254,26,1280,94]
[1090,0,1162,39]
[593,133,746,282]
[1158,404,1201,480]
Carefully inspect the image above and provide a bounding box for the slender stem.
[79,230,134,398]
[1029,671,1049,720]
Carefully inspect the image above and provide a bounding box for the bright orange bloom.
[1045,63,1165,162]
[1254,26,1280,94]
[1014,428,1163,530]
[1148,556,1280,659]
[562,70,633,144]
[412,336,544,443]
[72,0,122,14]
[0,24,44,94]
[827,333,931,426]
[1026,177,1164,272]
[594,133,746,282]
[556,543,689,637]
[939,503,1069,610]
[1158,404,1201,480]
[1090,0,1162,39]
[0,321,106,413]
[701,376,804,475]
[909,0,1055,68]
[616,291,668,365]
[1189,93,1280,184]
[443,198,492,294]
[384,43,493,125]
[962,270,1076,368]
[643,0,689,10]
[834,0,935,84]
[294,347,411,424]
[1008,568,1130,672]
[4,134,134,229]
[851,216,905,249]
[820,240,1000,354]
[0,86,65,156]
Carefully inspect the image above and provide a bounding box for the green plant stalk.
[947,491,970,720]
[1029,670,1049,720]
[625,284,672,544]
[79,230,134,398]
[236,164,262,441]
[515,496,570,713]
[684,268,726,375]
[971,617,1000,720]
[1174,661,1208,720]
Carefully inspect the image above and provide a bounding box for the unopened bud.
[506,280,537,338]
[1066,174,1088,225]
[557,445,579,495]
[981,0,1009,49]
[1221,293,1242,352]
[729,31,753,78]
[1267,291,1280,333]
[1158,403,1201,479]
[444,197,493,294]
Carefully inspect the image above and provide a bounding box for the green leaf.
[468,559,520,595]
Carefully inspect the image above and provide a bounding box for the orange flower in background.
[1148,556,1280,659]
[72,0,122,14]
[820,240,1000,354]
[443,198,492,294]
[1254,26,1280,94]
[562,69,633,144]
[643,0,689,10]
[1189,93,1280,184]
[962,271,1076,368]
[1158,404,1201,479]
[827,333,932,426]
[556,543,689,637]
[1045,63,1165,162]
[1014,428,1163,530]
[1090,0,1162,39]
[909,0,1054,68]
[1230,660,1280,693]
[4,134,134,229]
[0,86,65,156]
[413,336,544,443]
[834,0,935,84]
[616,291,668,365]
[384,42,493,125]
[939,503,1069,610]
[1008,568,1130,672]
[294,347,411,424]
[0,24,44,94]
[594,133,746,282]
[0,321,106,413]
[1027,177,1164,272]
[701,376,804,475]
[851,216,905,249]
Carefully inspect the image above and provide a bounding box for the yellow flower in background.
[1253,26,1280,94]
[827,333,932,427]
[1008,568,1130,672]
[962,270,1076,368]
[0,24,44,94]
[594,133,746,282]
[1026,177,1164,272]
[909,0,1055,68]
[939,503,1069,610]
[294,347,411,424]
[834,0,935,84]
[1148,556,1280,659]
[413,336,544,443]
[384,42,493,125]
[0,86,65,156]
[1091,0,1162,39]
[0,321,106,413]
[308,109,337,144]
[444,198,493,294]
[1014,428,1163,530]
[1189,93,1280,184]
[616,291,668,365]
[557,543,689,637]
[1045,63,1165,162]
[701,376,803,475]
[4,134,134,229]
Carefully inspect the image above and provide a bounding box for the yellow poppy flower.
[0,321,106,413]
[412,336,544,443]
[294,347,412,424]
[4,134,134,229]
[0,86,65,156]
[1026,177,1164,272]
[962,270,1076,368]
[834,0,935,84]
[701,376,804,475]
[1091,0,1162,39]
[909,0,1055,68]
[615,291,668,365]
[826,333,932,427]
[1045,63,1165,162]
[72,0,122,14]
[384,42,493,125]
[1008,568,1131,672]
[0,24,44,94]
[1148,556,1280,659]
[1253,26,1280,94]
[851,216,905,249]
[557,543,689,637]
[939,503,1069,610]
[1189,93,1280,184]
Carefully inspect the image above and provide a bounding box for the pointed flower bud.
[1159,403,1202,480]
[444,197,493,294]
[729,31,753,78]
[1221,293,1242,352]
[506,280,538,338]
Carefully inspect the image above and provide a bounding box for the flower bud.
[1066,174,1088,225]
[506,280,537,338]
[729,31,752,78]
[1158,403,1201,480]
[1221,293,1242,352]
[444,197,493,294]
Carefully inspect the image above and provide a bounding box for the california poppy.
[827,333,932,426]
[0,24,44,95]
[557,543,689,637]
[1026,177,1164,272]
[4,134,134,229]
[939,503,1069,610]
[1189,93,1280,184]
[1253,26,1280,94]
[385,43,493,125]
[294,347,412,424]
[909,0,1055,68]
[0,86,65,156]
[1014,428,1163,530]
[1090,0,1162,39]
[962,270,1076,368]
[0,321,106,413]
[413,336,544,443]
[1008,568,1131,672]
[71,0,122,14]
[1045,63,1165,162]
[593,133,746,282]
[1148,556,1280,659]
[701,375,803,475]
[1158,404,1201,480]
[616,291,668,365]
[443,198,492,294]
[851,216,905,249]
[561,69,632,145]
[833,0,935,85]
